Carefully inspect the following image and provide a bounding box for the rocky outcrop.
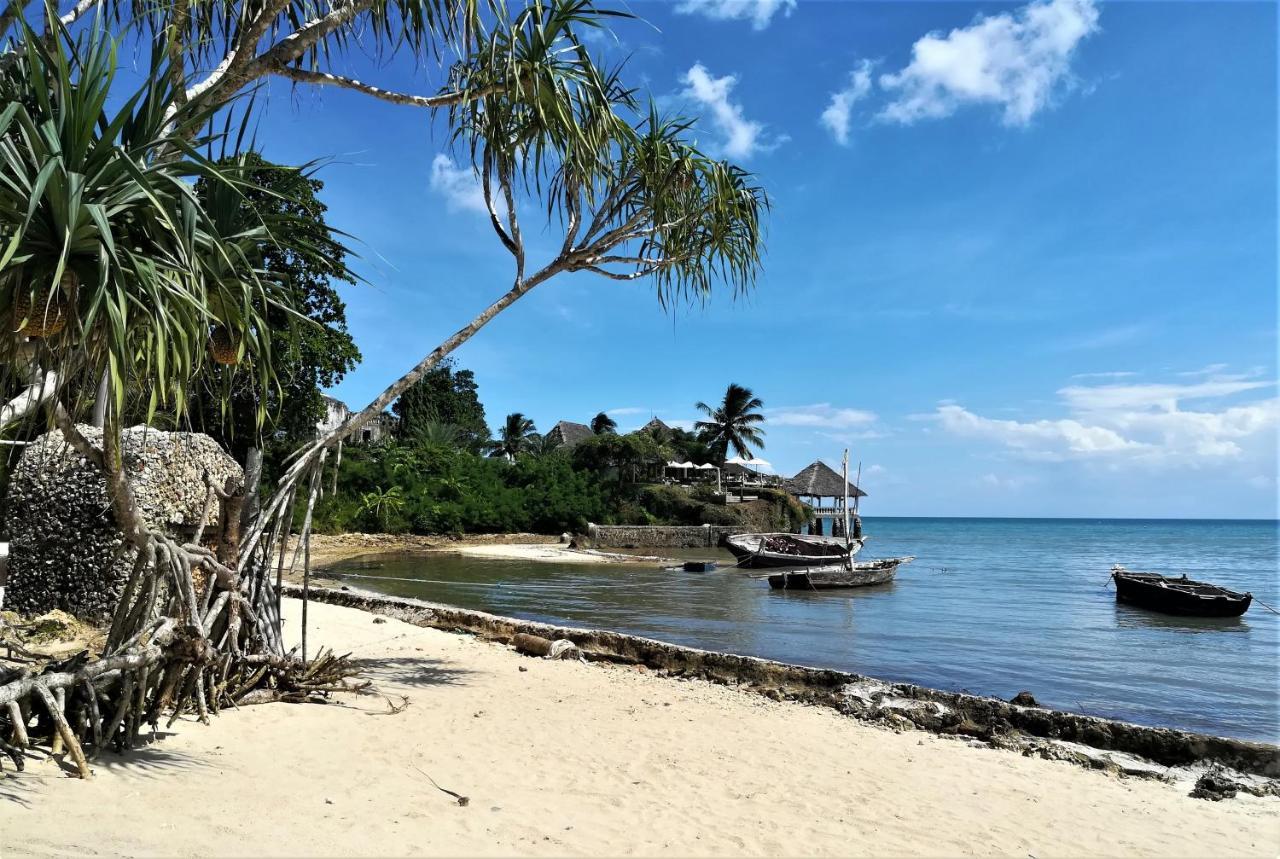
[4,426,242,622]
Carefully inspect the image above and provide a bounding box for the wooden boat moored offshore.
[1111,565,1252,617]
[724,532,863,568]
[767,556,914,590]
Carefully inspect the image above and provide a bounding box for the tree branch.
[270,64,500,108]
[481,159,519,259]
[0,370,57,428]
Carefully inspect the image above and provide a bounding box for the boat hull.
[768,557,912,590]
[1112,569,1252,617]
[725,533,863,568]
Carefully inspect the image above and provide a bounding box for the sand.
[451,543,662,564]
[3,598,1277,858]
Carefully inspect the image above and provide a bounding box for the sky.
[237,0,1276,519]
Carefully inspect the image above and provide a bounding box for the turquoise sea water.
[327,518,1280,742]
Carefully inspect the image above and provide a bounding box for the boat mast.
[842,449,851,550]
[854,460,861,516]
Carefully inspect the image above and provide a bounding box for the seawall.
[585,523,741,548]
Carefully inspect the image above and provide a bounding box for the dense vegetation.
[311,379,806,536]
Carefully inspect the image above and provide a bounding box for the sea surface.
[325,517,1280,742]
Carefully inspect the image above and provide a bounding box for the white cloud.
[768,403,878,429]
[605,407,649,416]
[935,370,1279,467]
[937,404,1144,459]
[879,0,1100,126]
[981,472,1036,490]
[1058,380,1272,413]
[679,64,780,159]
[675,0,796,30]
[1178,363,1230,377]
[429,155,487,214]
[1070,371,1136,380]
[821,60,874,145]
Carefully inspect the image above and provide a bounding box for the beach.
[5,596,1277,857]
[305,533,651,571]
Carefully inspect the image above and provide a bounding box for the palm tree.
[492,412,538,461]
[694,384,766,465]
[591,412,618,435]
[356,486,405,532]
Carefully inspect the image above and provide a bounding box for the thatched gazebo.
[784,460,866,536]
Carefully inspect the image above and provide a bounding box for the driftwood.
[0,413,364,778]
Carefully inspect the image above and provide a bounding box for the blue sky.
[242,0,1276,518]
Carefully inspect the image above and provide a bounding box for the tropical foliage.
[491,412,538,460]
[694,383,766,464]
[0,19,304,426]
[590,411,617,434]
[391,360,489,453]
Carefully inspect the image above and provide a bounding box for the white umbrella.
[695,463,717,470]
[724,456,749,466]
[745,457,773,473]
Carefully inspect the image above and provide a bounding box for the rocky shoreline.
[285,582,1280,793]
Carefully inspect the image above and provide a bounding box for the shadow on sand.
[2,732,210,806]
[348,655,474,689]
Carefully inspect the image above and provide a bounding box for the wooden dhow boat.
[766,556,914,590]
[724,532,863,568]
[725,449,867,569]
[1111,565,1252,617]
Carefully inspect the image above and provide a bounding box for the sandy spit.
[4,598,1277,858]
[450,543,665,565]
[304,532,662,572]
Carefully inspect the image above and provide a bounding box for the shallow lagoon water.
[327,517,1280,742]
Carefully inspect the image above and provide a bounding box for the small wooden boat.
[1111,565,1252,617]
[682,560,718,572]
[767,557,913,590]
[725,532,863,569]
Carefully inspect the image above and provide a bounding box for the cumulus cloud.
[675,0,796,30]
[878,0,1100,126]
[429,154,487,214]
[934,368,1279,466]
[820,60,875,145]
[679,64,780,159]
[768,403,878,429]
[937,404,1144,458]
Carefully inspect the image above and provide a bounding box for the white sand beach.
[4,597,1277,858]
[451,542,661,564]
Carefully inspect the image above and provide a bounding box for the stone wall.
[585,523,742,549]
[4,426,242,622]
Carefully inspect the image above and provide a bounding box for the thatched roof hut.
[546,420,594,450]
[639,417,671,435]
[784,460,867,500]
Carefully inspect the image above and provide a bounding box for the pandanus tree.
[492,412,537,460]
[0,1,766,776]
[251,32,767,594]
[0,15,365,771]
[694,383,766,464]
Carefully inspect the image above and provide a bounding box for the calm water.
[327,518,1280,742]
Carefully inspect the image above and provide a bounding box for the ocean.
[325,517,1280,742]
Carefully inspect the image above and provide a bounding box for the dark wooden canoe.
[767,557,914,590]
[1111,566,1252,617]
[725,533,863,568]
